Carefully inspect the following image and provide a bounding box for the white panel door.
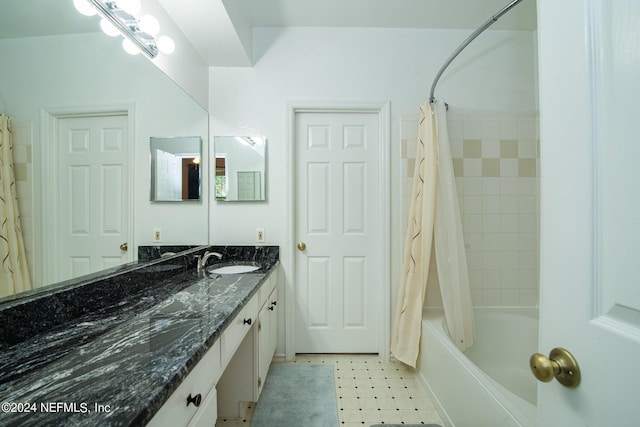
[295,112,380,353]
[155,148,182,200]
[57,115,130,281]
[537,0,640,425]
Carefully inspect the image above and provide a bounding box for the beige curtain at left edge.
[0,114,32,297]
[390,102,437,368]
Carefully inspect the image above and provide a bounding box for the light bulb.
[122,38,141,55]
[157,36,175,54]
[100,19,120,37]
[73,0,97,16]
[116,0,141,15]
[139,15,160,35]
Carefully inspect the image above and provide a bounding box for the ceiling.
[0,0,537,66]
[234,0,537,30]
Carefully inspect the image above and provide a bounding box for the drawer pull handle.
[271,301,277,306]
[187,393,202,407]
[243,318,252,325]
[268,306,274,311]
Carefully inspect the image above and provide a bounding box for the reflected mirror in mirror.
[215,136,267,202]
[150,136,203,201]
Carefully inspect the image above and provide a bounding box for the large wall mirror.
[0,1,209,299]
[214,136,267,202]
[150,136,202,201]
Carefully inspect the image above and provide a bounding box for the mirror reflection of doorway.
[237,171,261,200]
[181,158,200,199]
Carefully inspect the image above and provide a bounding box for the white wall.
[209,26,538,352]
[0,33,209,287]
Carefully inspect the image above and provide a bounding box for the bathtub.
[417,308,538,427]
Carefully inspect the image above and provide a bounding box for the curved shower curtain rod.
[429,0,527,103]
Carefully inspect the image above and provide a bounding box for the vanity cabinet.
[149,265,279,426]
[217,267,279,418]
[147,340,221,427]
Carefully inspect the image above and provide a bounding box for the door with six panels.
[295,111,381,353]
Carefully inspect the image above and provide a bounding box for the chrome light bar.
[87,0,159,58]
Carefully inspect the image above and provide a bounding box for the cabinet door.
[256,288,278,398]
[188,389,217,427]
[268,289,278,359]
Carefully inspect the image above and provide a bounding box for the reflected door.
[295,111,380,353]
[57,115,131,281]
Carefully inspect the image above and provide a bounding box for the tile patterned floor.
[216,354,443,426]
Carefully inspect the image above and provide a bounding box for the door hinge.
[258,321,262,332]
[258,377,262,388]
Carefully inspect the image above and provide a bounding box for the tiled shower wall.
[401,113,540,308]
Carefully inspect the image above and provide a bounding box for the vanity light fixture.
[74,0,175,59]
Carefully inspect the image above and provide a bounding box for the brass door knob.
[119,242,128,252]
[530,347,580,388]
[297,242,306,251]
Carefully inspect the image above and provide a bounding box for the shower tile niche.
[401,113,540,308]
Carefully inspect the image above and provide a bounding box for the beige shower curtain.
[0,114,31,297]
[391,101,474,368]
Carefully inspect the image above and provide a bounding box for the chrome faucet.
[196,251,222,273]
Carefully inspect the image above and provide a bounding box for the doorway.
[288,103,390,357]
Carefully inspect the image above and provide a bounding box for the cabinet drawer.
[187,389,217,427]
[220,295,258,367]
[148,340,221,427]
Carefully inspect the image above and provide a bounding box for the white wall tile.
[518,195,537,213]
[482,232,501,251]
[501,289,520,305]
[500,270,520,288]
[518,139,537,159]
[518,120,537,139]
[501,196,518,214]
[450,138,463,158]
[463,120,483,139]
[463,196,483,214]
[501,252,519,270]
[482,270,501,288]
[519,177,537,195]
[483,289,501,306]
[463,177,482,195]
[481,139,500,158]
[501,233,519,251]
[500,159,519,176]
[499,119,519,139]
[482,119,500,139]
[501,177,519,195]
[519,214,537,233]
[482,177,501,195]
[483,251,501,270]
[483,214,501,233]
[448,118,464,140]
[483,195,501,214]
[500,214,519,233]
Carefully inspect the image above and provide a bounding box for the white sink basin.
[208,264,260,274]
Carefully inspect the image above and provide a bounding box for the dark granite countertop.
[0,246,279,426]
